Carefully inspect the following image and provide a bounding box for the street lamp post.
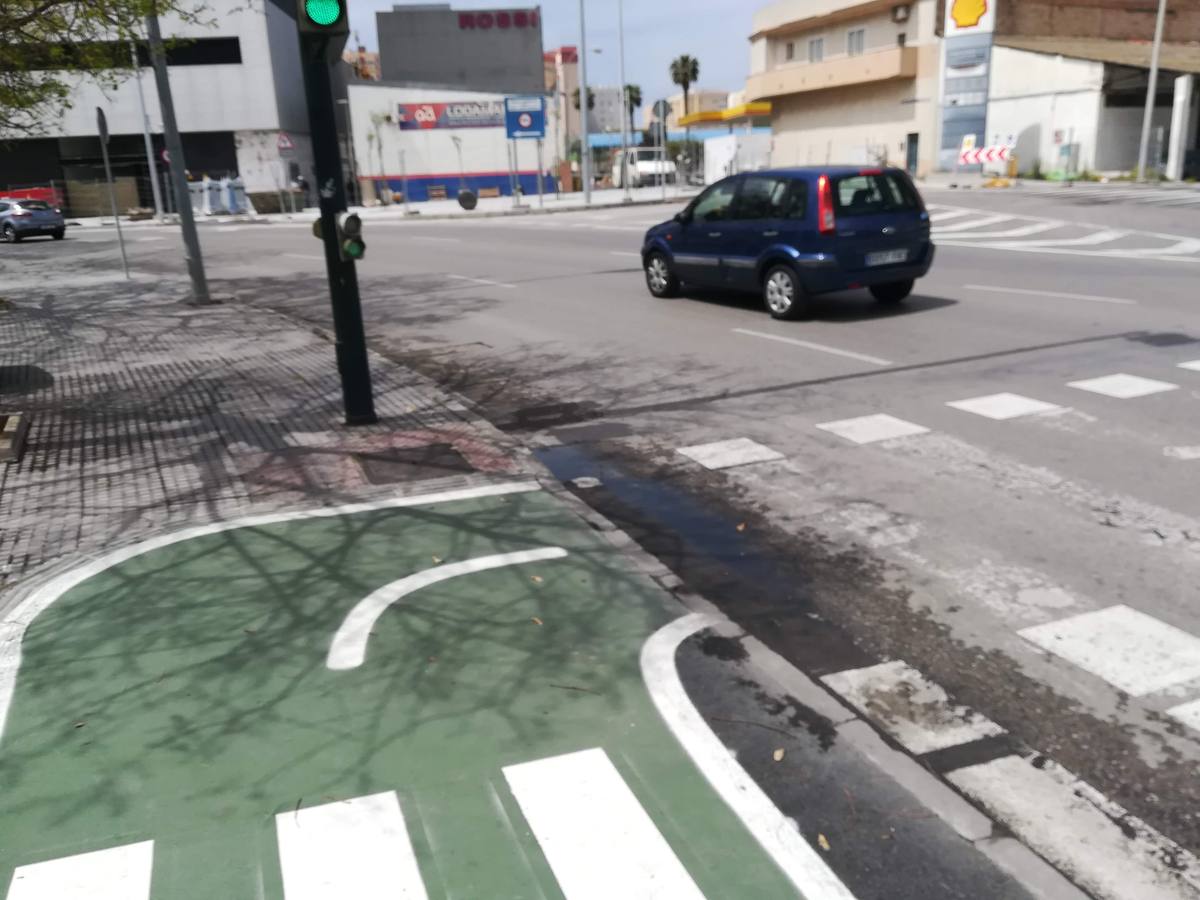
[578,0,592,204]
[1136,0,1169,182]
[617,0,631,202]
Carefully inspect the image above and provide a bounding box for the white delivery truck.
[612,147,678,188]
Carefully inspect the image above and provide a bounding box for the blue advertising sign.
[505,96,546,140]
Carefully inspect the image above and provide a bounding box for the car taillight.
[817,175,836,234]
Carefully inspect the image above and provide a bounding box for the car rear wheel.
[763,264,809,320]
[644,251,679,298]
[870,279,914,305]
[2,224,19,243]
[52,229,65,240]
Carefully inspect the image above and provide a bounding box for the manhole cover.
[1128,332,1199,347]
[355,443,474,485]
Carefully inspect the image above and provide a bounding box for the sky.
[348,0,756,105]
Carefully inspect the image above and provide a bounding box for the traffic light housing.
[297,0,348,35]
[312,212,365,261]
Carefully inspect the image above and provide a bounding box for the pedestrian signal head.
[336,212,365,261]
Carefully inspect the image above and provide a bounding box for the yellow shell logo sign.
[951,0,988,28]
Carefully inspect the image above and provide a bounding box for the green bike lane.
[0,481,851,899]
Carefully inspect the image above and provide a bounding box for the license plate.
[865,249,908,267]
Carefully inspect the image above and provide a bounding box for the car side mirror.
[673,211,689,225]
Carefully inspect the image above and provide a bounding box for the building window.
[847,29,865,57]
[897,32,906,48]
[785,41,795,61]
[808,38,824,63]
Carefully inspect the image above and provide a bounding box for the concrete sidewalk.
[68,183,698,230]
[0,263,531,595]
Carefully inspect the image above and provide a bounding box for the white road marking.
[503,748,706,900]
[135,237,167,243]
[676,437,784,470]
[410,235,462,243]
[822,660,1004,754]
[1167,699,1200,731]
[1067,374,1179,399]
[963,284,1137,305]
[327,547,567,670]
[7,840,154,900]
[733,328,893,366]
[973,229,1128,248]
[1019,605,1200,696]
[0,479,542,740]
[932,214,1013,233]
[816,413,930,445]
[1178,360,1200,372]
[447,274,517,289]
[275,792,428,900]
[946,393,1063,420]
[928,208,974,223]
[1165,446,1200,461]
[283,252,324,261]
[948,755,1200,900]
[931,221,1060,239]
[611,251,642,258]
[641,614,857,899]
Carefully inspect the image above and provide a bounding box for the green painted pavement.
[0,487,804,898]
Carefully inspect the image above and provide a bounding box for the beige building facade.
[746,0,941,176]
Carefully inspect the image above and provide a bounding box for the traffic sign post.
[295,0,377,426]
[505,98,544,211]
[958,144,1012,166]
[96,108,130,280]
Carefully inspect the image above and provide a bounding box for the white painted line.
[964,284,1137,305]
[275,792,428,900]
[957,229,1128,249]
[1178,360,1200,372]
[641,614,857,899]
[447,274,517,289]
[327,547,567,670]
[822,660,1004,754]
[928,209,974,223]
[610,251,642,258]
[283,253,324,261]
[1067,374,1179,399]
[504,748,705,900]
[934,221,1061,240]
[946,393,1063,420]
[0,479,542,740]
[949,755,1200,900]
[815,413,930,445]
[733,328,893,366]
[410,235,462,243]
[676,437,785,470]
[135,237,167,243]
[932,214,1013,233]
[1019,605,1200,696]
[1165,446,1200,461]
[7,840,154,900]
[1168,698,1200,731]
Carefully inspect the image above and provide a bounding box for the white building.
[0,0,317,207]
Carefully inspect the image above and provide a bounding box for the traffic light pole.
[299,33,378,426]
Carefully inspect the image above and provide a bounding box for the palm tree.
[669,55,700,122]
[572,87,596,134]
[624,84,642,135]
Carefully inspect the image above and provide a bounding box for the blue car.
[641,166,934,320]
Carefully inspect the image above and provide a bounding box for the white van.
[612,148,678,188]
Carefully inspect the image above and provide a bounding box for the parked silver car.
[0,198,66,242]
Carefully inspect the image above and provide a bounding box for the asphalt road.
[10,184,1200,898]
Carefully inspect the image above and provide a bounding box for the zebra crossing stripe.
[503,748,706,900]
[6,840,154,900]
[275,792,428,900]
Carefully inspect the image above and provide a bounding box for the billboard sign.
[504,96,546,139]
[396,101,505,130]
[945,0,996,36]
[939,0,998,170]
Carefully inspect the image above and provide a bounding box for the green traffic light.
[343,239,365,260]
[304,0,342,26]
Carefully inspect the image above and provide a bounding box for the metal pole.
[1136,0,1169,182]
[660,113,667,202]
[98,124,130,279]
[130,42,164,221]
[300,33,377,426]
[578,0,592,204]
[337,99,360,206]
[145,9,211,304]
[617,0,631,202]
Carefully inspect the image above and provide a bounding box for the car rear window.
[832,172,920,216]
[16,200,52,210]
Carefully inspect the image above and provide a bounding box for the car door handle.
[762,230,779,237]
[708,232,722,238]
